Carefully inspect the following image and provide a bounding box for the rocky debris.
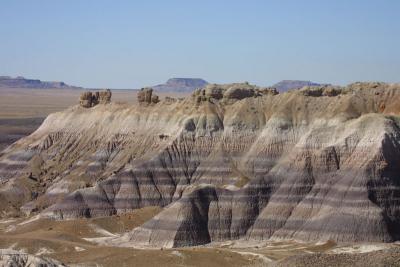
[0,249,65,267]
[79,89,112,108]
[137,88,160,104]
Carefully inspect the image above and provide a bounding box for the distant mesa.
[272,80,329,92]
[0,76,81,89]
[151,78,208,93]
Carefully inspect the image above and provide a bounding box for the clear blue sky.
[0,0,399,88]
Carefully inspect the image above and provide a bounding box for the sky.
[0,0,399,88]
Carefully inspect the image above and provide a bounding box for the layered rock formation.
[79,89,112,108]
[0,249,64,266]
[0,82,400,248]
[137,88,159,104]
[193,82,278,104]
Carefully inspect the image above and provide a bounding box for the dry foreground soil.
[0,86,400,267]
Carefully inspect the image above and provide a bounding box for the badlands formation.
[0,249,64,266]
[0,82,400,250]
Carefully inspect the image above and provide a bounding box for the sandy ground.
[0,208,256,267]
[0,212,399,266]
[0,87,144,118]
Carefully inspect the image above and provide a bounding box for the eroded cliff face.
[0,249,64,267]
[0,82,400,247]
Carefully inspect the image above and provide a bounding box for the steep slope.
[0,82,399,248]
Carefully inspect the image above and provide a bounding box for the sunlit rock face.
[1,82,400,247]
[79,89,112,108]
[137,88,159,104]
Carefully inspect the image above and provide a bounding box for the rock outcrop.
[137,88,159,104]
[79,89,112,108]
[98,89,112,104]
[79,91,93,108]
[300,85,344,97]
[1,82,400,248]
[193,82,278,104]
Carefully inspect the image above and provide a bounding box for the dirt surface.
[0,87,138,118]
[0,117,44,151]
[0,208,255,267]
[1,213,399,266]
[274,247,400,267]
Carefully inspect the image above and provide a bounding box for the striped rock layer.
[0,82,400,247]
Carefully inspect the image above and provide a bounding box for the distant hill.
[0,76,81,89]
[272,80,327,92]
[151,78,208,93]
